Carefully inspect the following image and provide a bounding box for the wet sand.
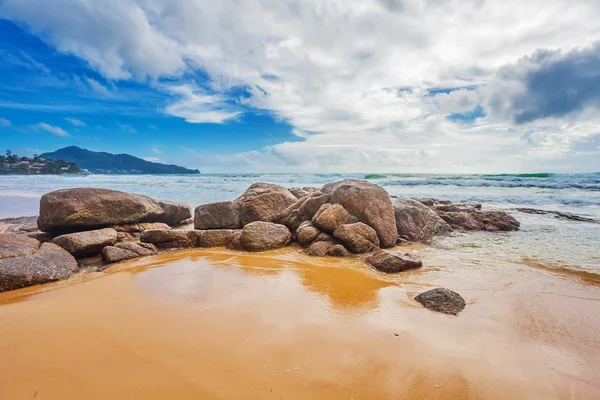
[1,247,599,399]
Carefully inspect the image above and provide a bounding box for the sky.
[0,0,599,173]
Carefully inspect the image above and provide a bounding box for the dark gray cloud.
[489,43,600,124]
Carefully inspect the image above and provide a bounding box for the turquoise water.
[1,173,599,274]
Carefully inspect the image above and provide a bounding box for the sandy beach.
[1,246,598,400]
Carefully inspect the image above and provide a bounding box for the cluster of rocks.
[0,180,520,314]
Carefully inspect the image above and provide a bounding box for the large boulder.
[0,234,78,293]
[194,201,241,230]
[279,192,330,231]
[38,188,191,234]
[140,229,194,249]
[322,180,397,248]
[52,228,118,257]
[415,288,466,315]
[312,203,357,233]
[295,221,321,246]
[240,221,292,252]
[190,229,239,248]
[391,197,452,243]
[236,183,298,226]
[436,207,520,231]
[333,223,380,254]
[366,250,422,273]
[102,242,158,263]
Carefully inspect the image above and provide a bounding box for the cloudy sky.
[1,0,599,173]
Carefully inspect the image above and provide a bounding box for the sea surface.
[1,173,599,274]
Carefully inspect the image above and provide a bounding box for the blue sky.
[1,0,599,173]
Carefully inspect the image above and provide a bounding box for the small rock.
[305,240,334,257]
[140,229,194,249]
[295,221,321,246]
[190,229,239,248]
[366,250,422,273]
[225,230,244,250]
[415,288,466,315]
[52,228,118,257]
[333,222,380,253]
[326,244,350,257]
[102,242,158,263]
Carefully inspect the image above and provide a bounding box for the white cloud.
[34,122,69,137]
[0,117,11,127]
[180,145,196,153]
[151,146,162,154]
[85,77,111,97]
[143,157,161,162]
[3,0,600,171]
[65,117,86,127]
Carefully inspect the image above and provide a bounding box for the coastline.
[1,247,599,399]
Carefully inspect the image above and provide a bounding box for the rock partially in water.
[415,288,466,315]
[236,183,298,226]
[514,208,600,224]
[191,229,239,248]
[194,201,241,230]
[323,180,398,248]
[305,240,334,257]
[0,234,78,293]
[38,188,191,234]
[366,250,422,273]
[295,221,321,246]
[225,230,244,250]
[102,242,158,263]
[140,229,194,249]
[391,197,452,243]
[326,244,350,257]
[240,221,292,252]
[437,208,520,231]
[312,203,357,233]
[52,228,118,257]
[333,222,380,254]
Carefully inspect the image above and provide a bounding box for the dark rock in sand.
[140,229,194,249]
[333,222,380,254]
[322,180,397,248]
[312,203,357,233]
[415,288,466,315]
[38,188,191,233]
[102,242,158,263]
[190,229,239,248]
[437,208,520,231]
[0,234,78,293]
[366,250,422,273]
[326,244,350,257]
[236,183,298,226]
[194,201,241,230]
[52,228,118,257]
[305,240,334,256]
[240,221,291,252]
[295,221,321,246]
[225,230,244,250]
[288,187,320,199]
[391,197,452,243]
[279,192,330,231]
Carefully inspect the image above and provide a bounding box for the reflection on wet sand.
[0,247,599,399]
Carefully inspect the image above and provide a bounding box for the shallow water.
[1,173,599,275]
[0,248,599,399]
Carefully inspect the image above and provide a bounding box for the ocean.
[1,173,599,274]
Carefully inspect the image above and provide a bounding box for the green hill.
[40,146,200,175]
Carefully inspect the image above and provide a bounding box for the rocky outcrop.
[102,242,158,263]
[194,201,241,230]
[52,228,118,257]
[333,223,380,253]
[240,221,291,252]
[111,222,171,242]
[191,229,239,248]
[366,250,422,273]
[288,187,320,199]
[279,192,330,231]
[305,240,334,256]
[312,203,357,233]
[437,208,520,231]
[0,234,78,293]
[38,188,191,233]
[295,221,321,246]
[140,229,194,249]
[236,183,298,226]
[322,180,397,248]
[391,197,452,242]
[415,288,466,315]
[326,244,350,257]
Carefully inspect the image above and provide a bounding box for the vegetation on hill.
[0,150,81,175]
[40,146,200,174]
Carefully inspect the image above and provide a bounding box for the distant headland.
[40,146,200,175]
[0,150,81,175]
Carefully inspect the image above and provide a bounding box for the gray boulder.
[191,229,239,247]
[312,203,357,233]
[391,197,452,242]
[240,221,292,252]
[194,201,241,230]
[333,223,380,253]
[322,180,397,248]
[0,234,78,293]
[102,242,158,263]
[366,250,423,273]
[140,229,194,249]
[415,288,466,315]
[52,228,118,257]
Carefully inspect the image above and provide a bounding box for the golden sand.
[1,247,599,399]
